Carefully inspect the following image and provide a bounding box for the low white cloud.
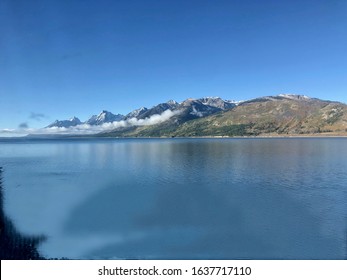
[0,109,181,137]
[0,129,17,136]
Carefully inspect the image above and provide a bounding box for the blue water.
[0,138,346,259]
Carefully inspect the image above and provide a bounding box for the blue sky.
[1,0,346,130]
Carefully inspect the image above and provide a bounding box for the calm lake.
[0,138,346,259]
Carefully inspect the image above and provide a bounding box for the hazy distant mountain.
[85,110,124,125]
[46,117,82,128]
[47,111,124,128]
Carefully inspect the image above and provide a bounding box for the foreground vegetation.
[0,167,44,260]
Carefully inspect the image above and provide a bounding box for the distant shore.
[1,133,347,140]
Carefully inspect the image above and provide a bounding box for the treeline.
[0,167,45,259]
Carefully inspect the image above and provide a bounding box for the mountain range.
[46,97,237,128]
[45,94,347,137]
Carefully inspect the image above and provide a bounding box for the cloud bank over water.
[0,109,180,137]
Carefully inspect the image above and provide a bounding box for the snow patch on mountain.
[278,94,311,100]
[198,97,236,109]
[125,107,148,119]
[190,106,204,117]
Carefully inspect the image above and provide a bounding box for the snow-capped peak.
[198,97,237,110]
[69,116,80,122]
[46,117,81,128]
[125,107,149,119]
[85,110,124,125]
[278,94,311,100]
[167,100,178,105]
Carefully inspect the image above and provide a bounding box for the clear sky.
[1,0,346,130]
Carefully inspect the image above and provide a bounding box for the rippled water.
[0,138,346,259]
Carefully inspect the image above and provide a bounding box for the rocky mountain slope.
[170,95,347,136]
[44,94,347,137]
[99,95,347,137]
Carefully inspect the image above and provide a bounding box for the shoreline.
[1,133,347,140]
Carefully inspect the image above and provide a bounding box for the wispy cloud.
[1,109,181,137]
[18,122,29,129]
[0,129,16,134]
[29,112,47,121]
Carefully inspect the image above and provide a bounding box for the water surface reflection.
[0,138,346,259]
